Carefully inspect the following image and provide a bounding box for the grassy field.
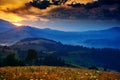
[0,66,120,80]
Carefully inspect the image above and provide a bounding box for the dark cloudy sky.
[0,0,120,31]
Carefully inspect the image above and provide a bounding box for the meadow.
[0,66,120,80]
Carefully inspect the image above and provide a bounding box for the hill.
[0,19,15,33]
[0,25,67,46]
[8,38,120,72]
[0,66,120,80]
[11,38,63,51]
[0,19,120,48]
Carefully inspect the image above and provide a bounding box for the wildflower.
[77,72,80,75]
[93,76,97,78]
[69,77,72,79]
[81,76,84,78]
[44,72,47,75]
[85,73,88,76]
[96,71,100,73]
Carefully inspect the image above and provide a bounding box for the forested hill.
[0,38,120,71]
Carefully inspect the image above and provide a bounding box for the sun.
[13,23,23,27]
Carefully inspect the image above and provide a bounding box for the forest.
[0,41,120,72]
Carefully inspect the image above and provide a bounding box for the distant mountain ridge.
[0,19,120,48]
[0,19,15,33]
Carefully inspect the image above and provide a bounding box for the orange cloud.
[66,0,95,4]
[0,0,31,23]
[0,11,25,23]
[0,0,31,10]
[0,0,96,26]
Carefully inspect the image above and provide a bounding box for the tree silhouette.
[25,49,37,65]
[5,54,19,66]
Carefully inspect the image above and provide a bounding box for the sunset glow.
[0,0,119,31]
[13,23,23,27]
[0,11,25,23]
[66,0,95,4]
[0,0,95,25]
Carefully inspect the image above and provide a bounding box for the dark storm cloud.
[28,0,120,20]
[45,4,120,20]
[98,0,120,5]
[24,0,120,20]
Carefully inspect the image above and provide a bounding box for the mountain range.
[0,19,120,48]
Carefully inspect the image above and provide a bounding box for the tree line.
[0,49,66,67]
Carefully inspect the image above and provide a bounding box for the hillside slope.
[0,19,15,33]
[10,38,120,72]
[11,38,63,51]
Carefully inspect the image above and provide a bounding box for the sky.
[0,0,120,31]
[0,0,94,24]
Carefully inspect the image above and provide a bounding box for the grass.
[0,66,120,80]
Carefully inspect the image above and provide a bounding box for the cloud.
[0,0,120,27]
[66,0,94,4]
[0,0,95,24]
[44,1,120,20]
[0,0,52,25]
[0,0,31,10]
[0,0,31,23]
[98,0,120,5]
[39,17,50,22]
[0,11,25,23]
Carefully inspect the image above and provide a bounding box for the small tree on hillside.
[26,49,37,65]
[5,54,19,66]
